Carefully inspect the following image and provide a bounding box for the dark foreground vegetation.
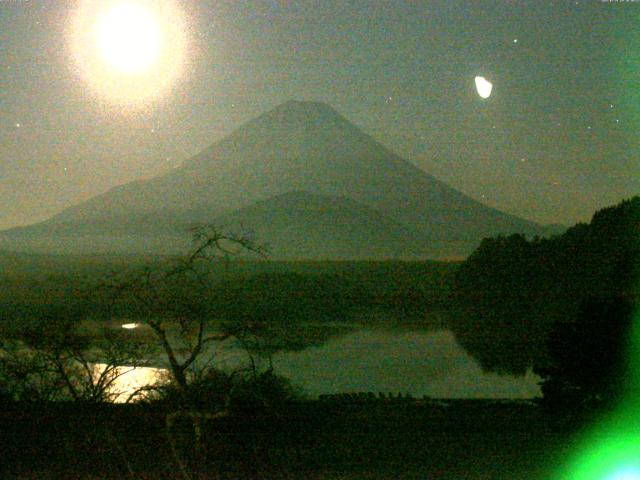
[1,397,578,480]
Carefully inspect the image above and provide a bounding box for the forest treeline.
[452,196,640,375]
[0,258,456,338]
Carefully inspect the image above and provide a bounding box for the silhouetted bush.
[229,369,301,414]
[535,296,635,410]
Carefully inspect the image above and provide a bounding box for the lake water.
[110,327,541,401]
[271,328,541,399]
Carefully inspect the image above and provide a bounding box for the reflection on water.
[121,323,141,330]
[93,363,166,403]
[272,329,541,399]
[103,328,541,402]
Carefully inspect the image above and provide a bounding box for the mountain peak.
[272,99,339,115]
[180,99,375,175]
[253,100,351,131]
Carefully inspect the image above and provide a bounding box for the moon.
[475,76,493,99]
[96,3,162,75]
[69,0,188,106]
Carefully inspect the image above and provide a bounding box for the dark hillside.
[452,196,640,374]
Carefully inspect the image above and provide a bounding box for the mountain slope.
[214,191,431,259]
[1,100,547,258]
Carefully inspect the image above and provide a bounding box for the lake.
[107,326,541,401]
[271,328,540,398]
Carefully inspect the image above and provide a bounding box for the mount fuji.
[0,101,554,259]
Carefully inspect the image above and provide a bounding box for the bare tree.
[102,225,267,397]
[96,226,269,478]
[0,315,151,403]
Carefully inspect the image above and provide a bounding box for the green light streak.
[605,468,640,480]
[561,430,640,480]
[557,310,640,480]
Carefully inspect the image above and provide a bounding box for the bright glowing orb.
[475,76,493,99]
[68,0,188,105]
[560,430,640,480]
[96,3,161,74]
[605,467,640,480]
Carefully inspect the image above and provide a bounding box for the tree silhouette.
[453,196,640,375]
[0,304,150,403]
[103,224,267,397]
[535,296,635,409]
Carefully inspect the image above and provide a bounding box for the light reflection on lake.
[93,363,166,403]
[105,328,541,401]
[272,329,541,399]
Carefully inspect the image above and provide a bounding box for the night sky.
[0,0,637,230]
